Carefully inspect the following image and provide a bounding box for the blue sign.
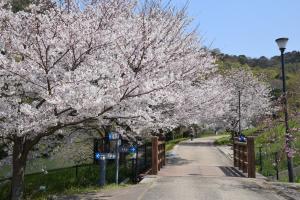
[108,132,119,140]
[95,152,117,160]
[104,153,116,159]
[129,146,136,153]
[95,152,101,160]
[119,146,129,153]
[239,135,246,142]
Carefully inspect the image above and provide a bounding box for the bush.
[214,135,231,146]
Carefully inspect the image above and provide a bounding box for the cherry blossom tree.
[115,68,272,136]
[0,0,215,198]
[220,67,273,134]
[0,1,130,198]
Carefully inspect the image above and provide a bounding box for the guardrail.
[233,136,256,178]
[151,137,166,175]
[132,142,152,183]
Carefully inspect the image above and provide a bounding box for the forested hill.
[215,50,300,73]
[214,50,300,112]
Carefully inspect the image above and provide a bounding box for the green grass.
[57,183,129,197]
[166,138,188,152]
[0,154,87,179]
[0,163,132,200]
[212,125,300,183]
[0,165,11,179]
[242,121,300,182]
[214,135,231,146]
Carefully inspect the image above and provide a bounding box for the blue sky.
[169,0,300,58]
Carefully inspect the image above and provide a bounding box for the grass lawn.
[165,138,188,152]
[214,135,231,146]
[0,162,132,200]
[213,123,300,183]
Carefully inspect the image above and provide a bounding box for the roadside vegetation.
[0,163,131,200]
[249,123,300,182]
[166,138,188,152]
[213,124,300,183]
[215,50,300,183]
[214,135,231,146]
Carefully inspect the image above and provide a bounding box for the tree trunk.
[11,137,28,200]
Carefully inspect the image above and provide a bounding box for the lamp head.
[275,38,288,52]
[0,42,5,55]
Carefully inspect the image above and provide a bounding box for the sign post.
[95,152,106,187]
[94,132,124,186]
[99,155,106,187]
[108,132,121,185]
[128,146,137,183]
[115,140,119,185]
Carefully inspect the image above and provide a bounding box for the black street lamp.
[275,37,294,182]
[0,42,5,55]
[238,90,241,136]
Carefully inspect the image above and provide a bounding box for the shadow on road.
[178,142,213,147]
[59,194,113,200]
[219,166,245,177]
[166,155,192,166]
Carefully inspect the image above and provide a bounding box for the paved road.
[62,136,289,200]
[138,136,286,200]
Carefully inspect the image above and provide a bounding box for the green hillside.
[215,50,300,181]
[216,50,300,114]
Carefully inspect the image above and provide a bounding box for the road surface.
[61,136,290,200]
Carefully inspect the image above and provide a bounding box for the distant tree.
[256,56,270,67]
[285,51,300,63]
[238,55,247,65]
[211,48,221,56]
[6,0,54,12]
[10,0,32,12]
[221,68,272,133]
[220,51,300,69]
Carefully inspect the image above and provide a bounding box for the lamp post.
[0,42,5,55]
[275,37,294,182]
[238,90,241,136]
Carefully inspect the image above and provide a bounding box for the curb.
[216,145,233,161]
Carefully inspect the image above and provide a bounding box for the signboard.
[105,153,117,160]
[119,146,130,153]
[119,145,136,153]
[95,152,117,160]
[94,132,121,186]
[95,152,101,160]
[108,132,120,140]
[129,146,136,153]
[239,135,246,142]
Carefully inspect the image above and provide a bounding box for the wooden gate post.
[162,142,166,166]
[238,144,241,170]
[247,137,256,178]
[233,140,238,167]
[152,137,158,175]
